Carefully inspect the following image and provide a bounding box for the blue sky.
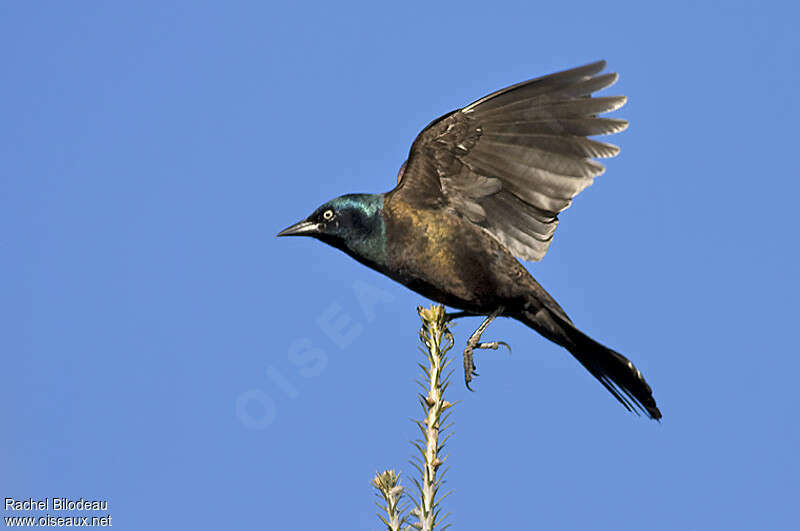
[3,1,798,529]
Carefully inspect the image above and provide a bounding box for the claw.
[464,345,478,388]
[474,341,512,354]
[461,307,508,389]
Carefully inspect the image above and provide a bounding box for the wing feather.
[475,96,627,122]
[473,140,606,178]
[480,133,620,159]
[462,60,609,113]
[481,118,628,137]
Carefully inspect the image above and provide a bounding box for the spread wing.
[390,60,627,262]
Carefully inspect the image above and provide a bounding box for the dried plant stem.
[409,305,454,531]
[372,305,455,531]
[373,469,405,531]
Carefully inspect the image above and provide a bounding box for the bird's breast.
[382,198,514,311]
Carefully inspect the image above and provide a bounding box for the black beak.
[276,219,322,237]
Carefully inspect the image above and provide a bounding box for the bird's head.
[277,193,387,265]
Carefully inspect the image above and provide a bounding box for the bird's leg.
[463,306,510,390]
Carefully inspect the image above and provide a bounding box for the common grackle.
[278,61,661,420]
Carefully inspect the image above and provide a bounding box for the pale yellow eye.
[322,209,335,221]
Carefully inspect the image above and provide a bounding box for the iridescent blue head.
[277,193,387,266]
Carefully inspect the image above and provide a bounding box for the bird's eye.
[322,209,335,221]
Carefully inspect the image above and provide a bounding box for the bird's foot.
[462,307,510,390]
[463,340,511,390]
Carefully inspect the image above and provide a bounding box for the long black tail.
[519,308,662,420]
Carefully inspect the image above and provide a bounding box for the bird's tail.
[519,308,662,420]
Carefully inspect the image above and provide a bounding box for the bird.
[278,60,661,420]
